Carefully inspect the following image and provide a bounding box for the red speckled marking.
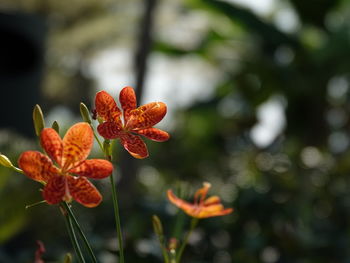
[126,102,167,130]
[120,133,148,159]
[95,91,121,122]
[62,123,93,171]
[95,88,169,159]
[67,176,102,207]
[69,159,113,179]
[40,128,63,166]
[18,151,59,182]
[119,86,137,121]
[97,121,122,139]
[43,175,66,204]
[136,128,170,142]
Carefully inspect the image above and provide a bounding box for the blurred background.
[1,0,350,262]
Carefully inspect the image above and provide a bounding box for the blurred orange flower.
[18,122,113,207]
[95,86,169,159]
[167,182,233,219]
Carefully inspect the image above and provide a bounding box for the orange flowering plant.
[18,122,113,207]
[0,86,233,263]
[167,182,233,218]
[95,86,170,159]
[152,182,233,263]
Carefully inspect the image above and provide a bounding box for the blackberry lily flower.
[95,86,169,159]
[18,122,113,207]
[167,182,233,219]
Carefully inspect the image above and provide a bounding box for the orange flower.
[18,122,113,208]
[167,182,233,219]
[95,86,169,159]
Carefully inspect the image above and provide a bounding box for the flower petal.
[61,123,93,171]
[95,91,122,121]
[126,102,167,130]
[167,190,196,216]
[18,151,58,182]
[67,176,102,207]
[120,134,148,159]
[97,121,122,139]
[136,128,170,142]
[203,196,221,206]
[69,159,113,179]
[194,182,211,204]
[42,176,66,205]
[40,128,63,166]
[119,86,137,121]
[198,206,233,218]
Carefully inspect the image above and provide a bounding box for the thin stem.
[176,217,199,263]
[90,122,125,262]
[92,126,104,151]
[169,249,177,263]
[153,219,169,263]
[25,200,46,209]
[160,242,169,263]
[62,206,85,263]
[109,172,125,263]
[62,202,98,263]
[12,166,24,174]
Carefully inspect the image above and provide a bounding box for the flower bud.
[63,253,72,263]
[168,238,178,251]
[80,102,92,124]
[33,104,45,136]
[152,215,164,237]
[51,121,60,133]
[0,154,14,168]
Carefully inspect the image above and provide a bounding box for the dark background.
[1,0,350,262]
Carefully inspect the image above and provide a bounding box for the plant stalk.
[62,202,98,263]
[109,172,125,263]
[62,205,85,263]
[176,217,199,263]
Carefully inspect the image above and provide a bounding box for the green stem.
[92,126,104,151]
[12,166,24,174]
[91,124,125,263]
[109,172,125,263]
[62,206,85,263]
[160,243,169,263]
[176,217,199,263]
[169,249,177,263]
[153,226,169,263]
[62,202,98,263]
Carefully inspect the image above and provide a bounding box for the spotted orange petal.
[69,159,113,179]
[61,123,93,171]
[97,121,122,139]
[125,102,167,130]
[95,91,122,121]
[119,86,137,121]
[18,151,59,182]
[120,133,148,159]
[167,190,195,214]
[40,128,63,166]
[42,175,66,205]
[67,176,102,207]
[136,128,170,142]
